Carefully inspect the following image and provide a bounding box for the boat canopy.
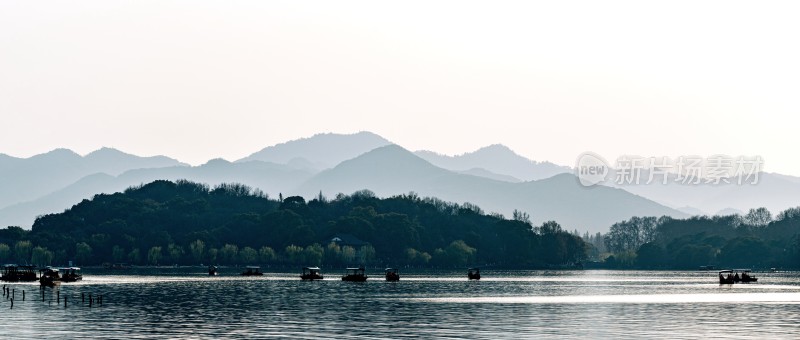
[303,267,320,271]
[345,267,365,274]
[4,264,36,269]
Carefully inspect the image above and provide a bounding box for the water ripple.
[0,269,798,339]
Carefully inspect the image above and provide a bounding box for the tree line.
[598,207,800,269]
[0,180,588,268]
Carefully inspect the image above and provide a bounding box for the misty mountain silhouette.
[295,144,685,232]
[615,172,800,216]
[237,131,391,169]
[415,144,571,181]
[0,159,313,227]
[0,147,185,209]
[3,132,799,232]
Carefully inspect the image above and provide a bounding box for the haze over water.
[2,269,799,339]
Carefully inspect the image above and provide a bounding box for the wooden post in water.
[64,295,67,308]
[9,298,12,309]
[42,289,44,302]
[57,290,60,303]
[89,294,93,307]
[82,292,84,303]
[22,290,25,301]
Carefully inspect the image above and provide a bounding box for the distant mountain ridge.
[237,131,392,170]
[0,158,314,228]
[295,144,686,232]
[415,144,571,181]
[3,132,800,232]
[613,172,800,217]
[0,147,186,209]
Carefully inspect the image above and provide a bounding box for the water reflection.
[417,293,800,304]
[0,270,798,339]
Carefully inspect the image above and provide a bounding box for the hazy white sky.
[1,1,799,174]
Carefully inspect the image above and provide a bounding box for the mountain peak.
[307,143,439,173]
[204,158,233,167]
[293,143,448,200]
[45,148,81,156]
[473,144,516,155]
[85,147,128,158]
[340,144,433,168]
[238,131,392,168]
[415,144,571,182]
[29,148,81,162]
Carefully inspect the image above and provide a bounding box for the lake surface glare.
[2,269,799,339]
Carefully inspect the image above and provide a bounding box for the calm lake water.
[2,268,799,339]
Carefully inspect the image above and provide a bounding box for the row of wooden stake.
[2,284,103,309]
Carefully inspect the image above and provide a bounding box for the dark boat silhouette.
[468,268,481,280]
[1,264,38,282]
[39,267,61,286]
[385,268,399,281]
[241,266,263,276]
[342,266,367,282]
[719,269,757,284]
[60,267,83,282]
[301,267,323,280]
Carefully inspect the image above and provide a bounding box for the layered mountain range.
[2,131,798,233]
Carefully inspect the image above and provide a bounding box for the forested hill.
[0,180,588,268]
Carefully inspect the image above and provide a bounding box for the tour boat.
[208,265,218,276]
[301,267,323,280]
[241,266,263,276]
[1,264,38,282]
[735,269,758,283]
[60,267,83,282]
[385,268,400,281]
[719,269,757,284]
[39,267,61,286]
[468,268,481,280]
[342,266,367,282]
[719,270,735,284]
